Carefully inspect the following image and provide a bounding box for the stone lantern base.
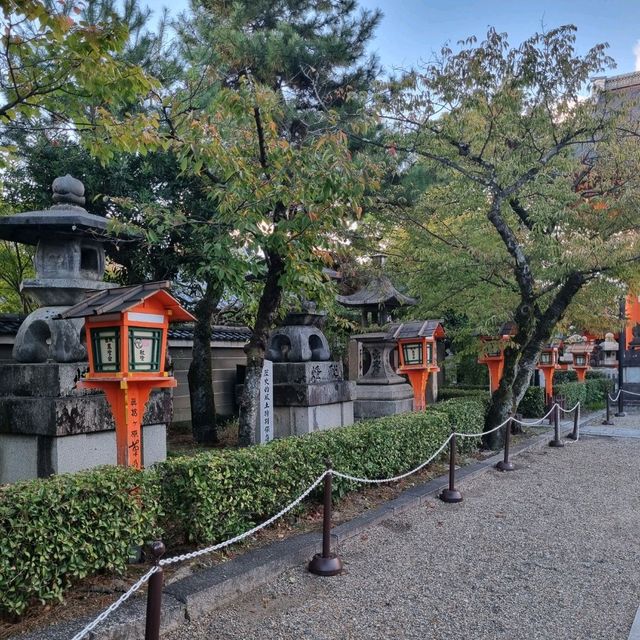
[0,362,171,484]
[271,361,355,437]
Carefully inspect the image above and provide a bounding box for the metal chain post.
[549,403,564,448]
[496,416,515,471]
[567,404,579,441]
[440,428,463,502]
[308,459,343,576]
[603,390,613,425]
[145,541,165,640]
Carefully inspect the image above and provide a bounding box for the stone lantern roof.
[336,274,416,327]
[0,175,114,245]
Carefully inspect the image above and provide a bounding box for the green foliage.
[554,370,578,384]
[433,398,487,453]
[0,466,160,616]
[554,377,613,410]
[438,387,490,402]
[518,386,546,418]
[554,382,587,409]
[0,397,485,615]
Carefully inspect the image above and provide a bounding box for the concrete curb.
[17,415,598,640]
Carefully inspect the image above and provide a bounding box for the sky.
[145,0,640,78]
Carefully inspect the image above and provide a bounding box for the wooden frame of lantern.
[478,338,508,393]
[571,346,593,382]
[536,344,559,405]
[396,329,442,411]
[61,282,195,469]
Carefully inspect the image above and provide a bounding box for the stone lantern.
[0,175,117,362]
[0,176,173,483]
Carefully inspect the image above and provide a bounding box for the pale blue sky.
[146,0,640,77]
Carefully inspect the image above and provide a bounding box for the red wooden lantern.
[571,343,593,382]
[478,323,517,393]
[389,320,445,410]
[536,343,559,405]
[61,281,195,469]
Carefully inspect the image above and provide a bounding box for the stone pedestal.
[272,361,354,437]
[351,333,414,419]
[0,363,171,483]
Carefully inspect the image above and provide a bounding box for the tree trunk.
[238,250,285,446]
[187,280,222,444]
[484,274,587,449]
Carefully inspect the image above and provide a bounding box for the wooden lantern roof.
[386,319,445,341]
[60,281,195,322]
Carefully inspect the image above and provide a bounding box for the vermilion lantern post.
[391,320,445,411]
[60,281,195,469]
[537,344,559,407]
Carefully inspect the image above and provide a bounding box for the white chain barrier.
[70,566,159,640]
[159,471,328,566]
[332,435,453,484]
[609,388,640,402]
[70,398,585,639]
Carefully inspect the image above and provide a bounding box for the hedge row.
[0,467,160,616]
[0,397,485,616]
[555,377,613,410]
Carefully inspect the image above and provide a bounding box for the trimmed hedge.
[157,400,485,544]
[0,467,160,616]
[554,377,613,409]
[1,397,486,616]
[438,387,490,401]
[519,386,546,418]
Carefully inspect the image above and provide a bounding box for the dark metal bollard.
[440,430,463,502]
[496,416,515,471]
[615,386,626,417]
[308,460,343,576]
[145,541,165,640]
[602,392,613,425]
[549,403,564,448]
[567,405,580,440]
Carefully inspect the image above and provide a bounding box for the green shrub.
[554,381,587,409]
[439,387,490,401]
[0,467,160,616]
[518,386,546,418]
[554,370,578,384]
[157,410,458,544]
[434,397,487,453]
[1,397,486,616]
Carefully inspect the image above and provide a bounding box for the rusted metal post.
[549,403,564,448]
[496,416,515,471]
[567,405,579,440]
[145,541,165,640]
[440,430,463,502]
[308,460,343,577]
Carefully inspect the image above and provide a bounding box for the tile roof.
[0,313,251,343]
[168,325,251,342]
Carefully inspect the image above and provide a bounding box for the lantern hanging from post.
[60,281,195,469]
[388,320,445,411]
[536,343,560,406]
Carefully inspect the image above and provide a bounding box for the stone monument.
[0,176,171,483]
[265,306,354,436]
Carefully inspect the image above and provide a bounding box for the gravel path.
[166,435,640,640]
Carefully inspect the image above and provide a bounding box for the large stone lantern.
[0,175,116,362]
